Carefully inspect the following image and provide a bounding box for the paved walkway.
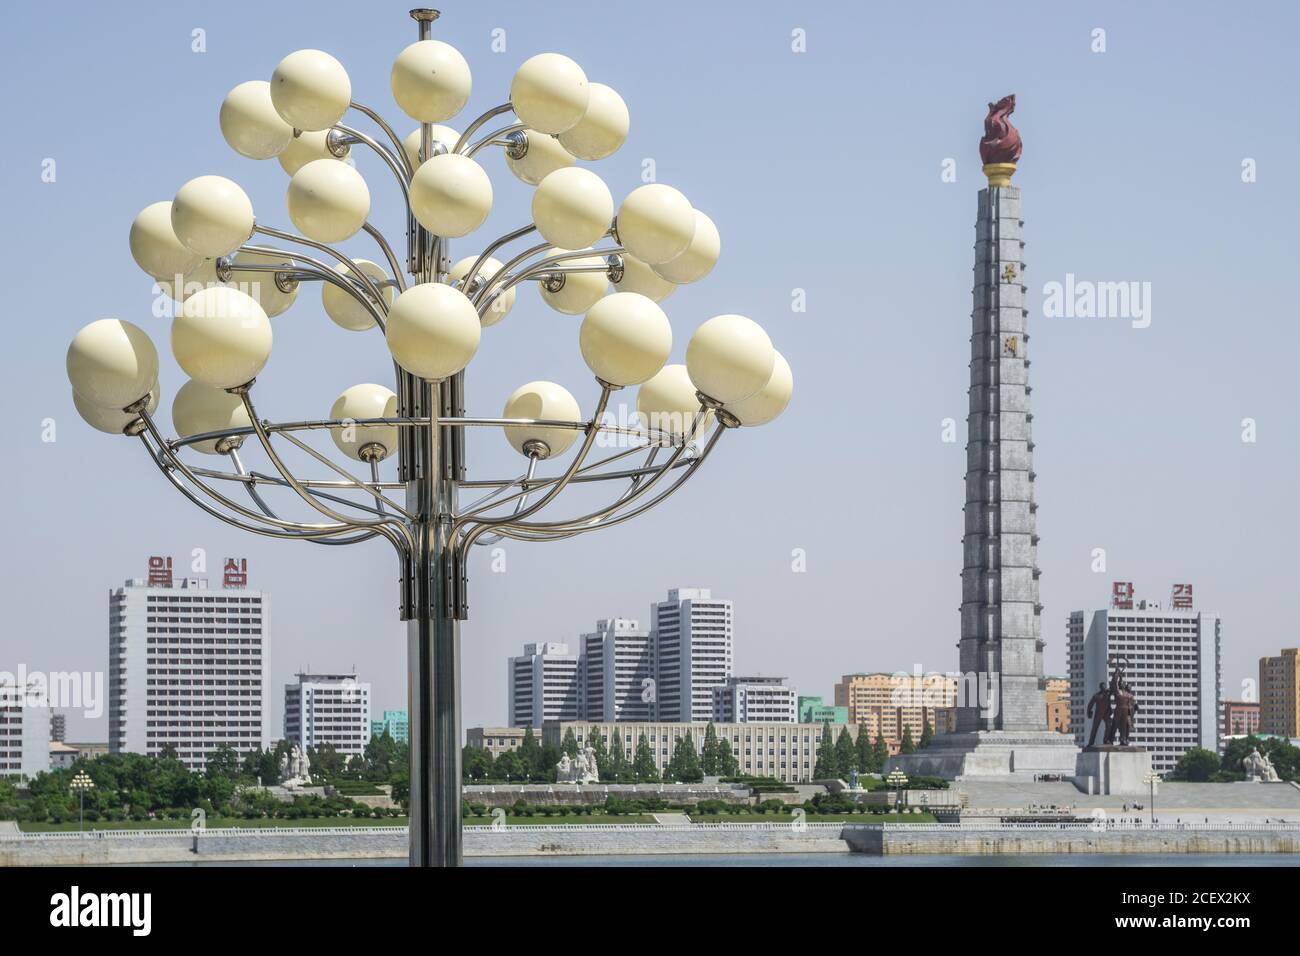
[955,780,1300,822]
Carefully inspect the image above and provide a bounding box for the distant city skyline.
[6,2,1298,744]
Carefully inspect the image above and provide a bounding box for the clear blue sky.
[3,1,1297,739]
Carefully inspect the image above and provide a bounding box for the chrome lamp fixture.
[65,8,792,867]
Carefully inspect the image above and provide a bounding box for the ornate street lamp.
[886,768,908,816]
[64,8,791,867]
[70,771,95,832]
[1143,770,1160,826]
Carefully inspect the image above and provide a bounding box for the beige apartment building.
[833,673,958,749]
[1259,648,1300,737]
[1045,677,1071,734]
[466,726,535,760]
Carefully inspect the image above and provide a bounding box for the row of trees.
[0,732,412,824]
[462,724,745,785]
[811,720,932,780]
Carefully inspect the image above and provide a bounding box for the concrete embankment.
[0,823,850,865]
[842,823,1300,855]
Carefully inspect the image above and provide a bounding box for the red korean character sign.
[147,555,173,588]
[223,558,248,589]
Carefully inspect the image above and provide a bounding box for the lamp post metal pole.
[403,5,463,869]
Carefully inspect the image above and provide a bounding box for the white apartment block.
[712,676,797,723]
[508,642,580,728]
[544,720,849,783]
[1068,590,1221,775]
[284,673,371,757]
[581,618,655,722]
[652,588,734,723]
[108,569,271,771]
[0,687,51,779]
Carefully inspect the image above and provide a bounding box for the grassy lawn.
[690,812,938,824]
[20,816,408,832]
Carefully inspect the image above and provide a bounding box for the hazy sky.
[4,1,1297,740]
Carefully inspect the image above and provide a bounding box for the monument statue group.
[1085,660,1141,749]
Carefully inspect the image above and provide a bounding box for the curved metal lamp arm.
[334,122,411,199]
[252,224,390,316]
[475,247,624,318]
[137,409,357,536]
[470,456,539,546]
[454,102,514,153]
[139,433,381,544]
[348,100,414,177]
[493,407,714,532]
[459,224,538,292]
[465,123,526,158]
[238,244,391,332]
[456,385,613,550]
[239,391,414,552]
[362,223,407,292]
[227,447,383,546]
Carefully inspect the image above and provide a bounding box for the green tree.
[813,721,837,779]
[204,745,240,780]
[854,722,872,773]
[308,743,345,779]
[871,733,889,773]
[560,727,579,760]
[632,733,659,782]
[1170,747,1220,782]
[462,745,493,781]
[701,723,720,776]
[669,731,703,783]
[519,727,542,780]
[716,737,739,777]
[539,742,560,782]
[494,750,523,782]
[604,732,629,782]
[900,727,916,755]
[834,727,856,776]
[587,726,609,780]
[920,719,934,749]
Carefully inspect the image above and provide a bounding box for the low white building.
[284,673,371,757]
[711,676,797,724]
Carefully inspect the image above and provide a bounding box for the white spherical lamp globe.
[449,255,514,327]
[66,319,159,408]
[401,125,460,170]
[330,383,399,460]
[287,159,371,242]
[685,314,774,404]
[228,251,299,318]
[723,350,792,427]
[278,129,345,175]
[616,184,695,265]
[558,83,629,160]
[130,201,202,282]
[74,384,159,435]
[538,249,608,315]
[502,380,582,457]
[220,80,294,160]
[385,282,481,381]
[510,53,589,134]
[533,167,613,250]
[171,379,253,454]
[653,209,720,284]
[156,256,221,304]
[172,286,273,389]
[579,292,671,386]
[171,176,254,258]
[270,49,351,131]
[409,153,492,237]
[322,259,394,331]
[636,364,713,436]
[390,40,471,122]
[614,254,674,303]
[505,130,573,186]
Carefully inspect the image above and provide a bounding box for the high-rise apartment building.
[108,560,271,771]
[1259,648,1299,738]
[284,673,371,757]
[580,618,654,722]
[1068,585,1222,774]
[371,709,408,744]
[50,713,66,743]
[507,642,580,728]
[1045,677,1070,734]
[651,588,733,723]
[712,676,797,723]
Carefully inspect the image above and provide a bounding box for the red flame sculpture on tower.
[980,94,1022,165]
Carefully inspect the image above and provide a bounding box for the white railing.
[868,821,1300,833]
[1,825,408,841]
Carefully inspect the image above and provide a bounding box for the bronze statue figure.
[1085,682,1112,747]
[979,94,1022,165]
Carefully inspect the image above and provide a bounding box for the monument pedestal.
[886,731,1080,780]
[1073,747,1151,796]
